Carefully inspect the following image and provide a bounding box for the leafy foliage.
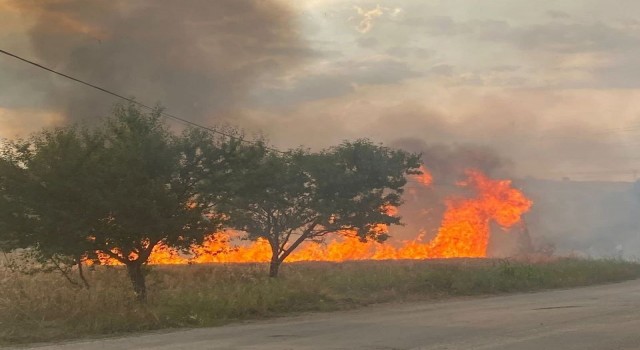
[3,127,106,262]
[1,102,423,293]
[90,105,220,264]
[216,140,422,276]
[0,146,24,251]
[0,103,245,299]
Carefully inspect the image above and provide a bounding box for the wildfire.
[426,170,532,258]
[414,165,433,186]
[93,167,532,265]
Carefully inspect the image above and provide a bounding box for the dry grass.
[1,258,640,345]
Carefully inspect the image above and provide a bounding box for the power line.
[0,48,284,153]
[0,50,436,180]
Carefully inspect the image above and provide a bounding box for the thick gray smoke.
[387,137,640,259]
[390,138,509,183]
[10,0,309,124]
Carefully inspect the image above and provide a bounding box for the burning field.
[4,166,640,346]
[96,168,533,266]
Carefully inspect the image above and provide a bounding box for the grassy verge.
[1,258,639,345]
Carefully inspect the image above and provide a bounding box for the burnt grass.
[1,258,640,345]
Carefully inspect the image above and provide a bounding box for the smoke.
[9,0,310,124]
[390,138,509,184]
[385,139,640,259]
[6,0,640,258]
[380,138,511,245]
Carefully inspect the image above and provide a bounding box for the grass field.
[1,258,640,345]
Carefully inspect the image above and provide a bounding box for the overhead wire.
[0,48,450,182]
[0,48,285,154]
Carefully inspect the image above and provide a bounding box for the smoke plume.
[9,0,310,124]
[390,138,509,183]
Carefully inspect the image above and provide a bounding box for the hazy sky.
[3,0,640,181]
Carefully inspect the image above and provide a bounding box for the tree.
[216,140,421,277]
[0,127,109,287]
[1,103,236,300]
[82,104,229,300]
[0,145,25,252]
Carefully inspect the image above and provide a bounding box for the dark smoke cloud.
[10,0,311,124]
[390,138,509,184]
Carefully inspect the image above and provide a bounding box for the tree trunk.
[126,262,147,301]
[267,230,315,278]
[77,260,90,289]
[269,255,282,278]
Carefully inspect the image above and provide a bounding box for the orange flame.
[415,165,433,186]
[92,168,532,265]
[426,170,532,258]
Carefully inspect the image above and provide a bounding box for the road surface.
[25,280,640,350]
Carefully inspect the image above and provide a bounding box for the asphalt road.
[25,280,640,350]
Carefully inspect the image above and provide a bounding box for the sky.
[2,0,640,181]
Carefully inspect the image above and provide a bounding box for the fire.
[426,170,532,258]
[415,165,433,186]
[93,168,532,265]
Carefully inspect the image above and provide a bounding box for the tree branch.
[279,228,294,254]
[100,248,128,264]
[50,256,80,288]
[278,220,320,263]
[77,259,90,289]
[137,239,161,264]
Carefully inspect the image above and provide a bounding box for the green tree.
[216,140,421,277]
[83,104,227,299]
[0,129,105,287]
[0,145,25,252]
[1,104,237,300]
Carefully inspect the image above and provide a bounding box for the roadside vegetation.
[0,102,420,299]
[1,258,639,345]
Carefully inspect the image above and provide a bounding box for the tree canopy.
[3,126,106,263]
[215,140,421,277]
[0,104,242,299]
[0,102,423,293]
[0,146,27,252]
